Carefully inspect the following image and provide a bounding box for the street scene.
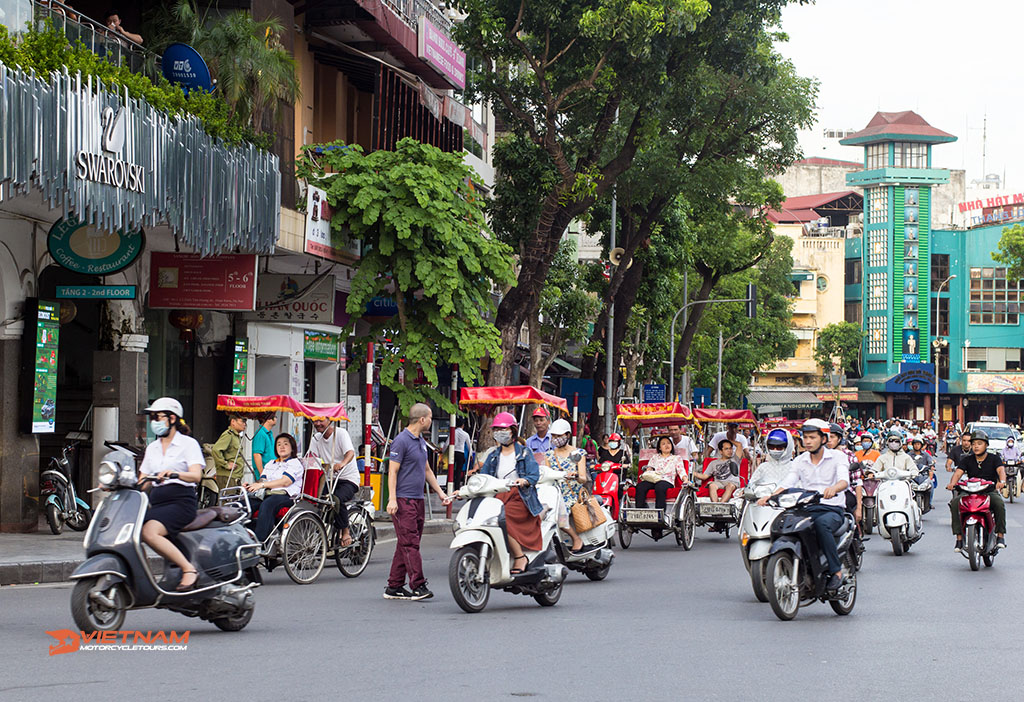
[2,0,1024,699]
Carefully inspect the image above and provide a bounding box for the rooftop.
[767,190,863,223]
[794,157,863,168]
[839,110,957,146]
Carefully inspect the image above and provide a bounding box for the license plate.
[698,502,734,517]
[624,508,660,523]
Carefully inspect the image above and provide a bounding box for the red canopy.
[216,395,350,422]
[459,386,568,415]
[759,416,804,435]
[692,408,758,425]
[615,402,695,434]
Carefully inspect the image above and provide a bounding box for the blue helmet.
[766,429,790,448]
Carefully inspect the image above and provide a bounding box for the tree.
[814,321,866,408]
[527,239,601,387]
[295,138,516,412]
[993,223,1024,280]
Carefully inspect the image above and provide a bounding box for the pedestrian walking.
[385,403,451,601]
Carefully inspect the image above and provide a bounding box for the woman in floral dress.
[545,418,589,553]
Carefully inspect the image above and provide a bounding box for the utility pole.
[681,270,688,404]
[716,329,724,408]
[604,112,618,434]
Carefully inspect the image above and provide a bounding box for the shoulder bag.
[571,487,608,533]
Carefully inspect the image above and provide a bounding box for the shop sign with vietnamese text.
[246,274,335,323]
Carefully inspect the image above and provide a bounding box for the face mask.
[887,441,902,451]
[493,429,514,446]
[151,419,171,437]
[861,442,872,451]
[552,434,569,449]
[608,441,620,450]
[767,448,786,461]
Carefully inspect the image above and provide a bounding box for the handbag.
[641,470,661,483]
[571,488,608,533]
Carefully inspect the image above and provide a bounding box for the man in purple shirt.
[385,403,451,601]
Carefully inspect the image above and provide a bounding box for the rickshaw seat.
[694,457,750,497]
[249,463,318,521]
[625,459,690,501]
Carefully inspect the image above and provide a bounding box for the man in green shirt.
[212,414,249,487]
[250,412,277,481]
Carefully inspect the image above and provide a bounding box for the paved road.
[2,476,1023,701]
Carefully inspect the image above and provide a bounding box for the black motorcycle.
[39,441,91,534]
[69,443,261,633]
[763,489,858,621]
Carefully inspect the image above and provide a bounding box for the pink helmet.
[492,412,518,428]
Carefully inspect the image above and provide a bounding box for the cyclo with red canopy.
[214,395,376,585]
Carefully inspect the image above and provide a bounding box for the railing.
[14,0,159,79]
[802,225,862,239]
[381,0,455,36]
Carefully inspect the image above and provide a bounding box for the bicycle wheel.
[282,512,327,584]
[336,507,375,578]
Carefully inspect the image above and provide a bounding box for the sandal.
[176,568,198,592]
[510,555,528,575]
[339,533,354,548]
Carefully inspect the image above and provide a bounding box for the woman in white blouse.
[139,398,205,591]
[243,434,304,543]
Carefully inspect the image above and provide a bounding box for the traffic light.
[746,283,757,319]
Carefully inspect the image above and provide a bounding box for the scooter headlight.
[886,467,898,479]
[464,474,486,495]
[118,464,139,487]
[98,461,118,488]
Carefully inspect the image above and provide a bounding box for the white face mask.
[493,429,514,446]
[608,441,620,450]
[151,419,171,437]
[767,448,786,461]
[887,440,902,451]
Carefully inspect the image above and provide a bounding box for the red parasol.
[691,408,758,426]
[216,394,350,422]
[459,385,568,415]
[615,402,695,434]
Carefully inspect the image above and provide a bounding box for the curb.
[0,519,453,587]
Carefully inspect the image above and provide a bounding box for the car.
[965,419,1021,454]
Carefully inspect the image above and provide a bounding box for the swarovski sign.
[0,65,280,256]
[75,107,146,193]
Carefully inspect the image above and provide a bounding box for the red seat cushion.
[694,457,749,497]
[626,460,689,501]
[250,505,292,520]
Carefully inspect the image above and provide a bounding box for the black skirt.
[145,484,198,534]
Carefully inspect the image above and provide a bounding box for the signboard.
[966,374,1024,394]
[304,186,360,263]
[642,384,667,403]
[21,300,60,434]
[884,362,947,394]
[148,252,258,310]
[560,378,594,414]
[417,17,466,89]
[231,338,249,395]
[902,329,920,362]
[47,217,144,275]
[958,192,1023,213]
[364,296,399,318]
[304,330,340,362]
[161,43,214,95]
[246,274,335,323]
[693,388,712,407]
[56,285,136,300]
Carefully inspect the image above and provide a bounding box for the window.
[969,267,1023,324]
[845,258,862,285]
[845,301,862,325]
[868,187,889,224]
[868,273,887,311]
[816,275,829,292]
[931,254,950,290]
[893,142,927,168]
[868,229,888,267]
[866,143,888,169]
[936,346,950,380]
[936,296,949,337]
[868,315,887,355]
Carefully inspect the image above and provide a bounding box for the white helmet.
[550,418,572,436]
[144,397,184,418]
[800,418,831,436]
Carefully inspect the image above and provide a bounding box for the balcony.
[381,0,454,35]
[3,1,157,78]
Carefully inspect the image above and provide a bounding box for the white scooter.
[876,464,923,556]
[738,483,784,602]
[448,467,569,613]
[538,469,615,582]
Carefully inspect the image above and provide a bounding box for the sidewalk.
[0,517,452,587]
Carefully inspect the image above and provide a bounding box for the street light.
[933,274,956,428]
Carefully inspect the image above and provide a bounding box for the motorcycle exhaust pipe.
[543,564,568,584]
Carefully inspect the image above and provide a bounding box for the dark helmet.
[971,429,989,444]
[829,422,843,436]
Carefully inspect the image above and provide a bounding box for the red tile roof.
[766,190,862,223]
[842,110,955,143]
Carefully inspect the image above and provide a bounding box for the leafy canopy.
[296,139,516,413]
[814,322,866,379]
[993,223,1024,281]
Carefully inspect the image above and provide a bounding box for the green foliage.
[814,322,866,379]
[0,22,267,148]
[993,223,1024,281]
[296,138,517,413]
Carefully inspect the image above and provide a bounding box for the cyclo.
[215,395,376,584]
[615,404,754,549]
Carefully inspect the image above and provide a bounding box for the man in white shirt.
[759,419,850,591]
[668,425,699,463]
[443,419,473,489]
[708,423,751,462]
[310,418,359,547]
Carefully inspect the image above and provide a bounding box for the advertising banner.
[304,186,360,263]
[29,301,60,433]
[231,338,249,395]
[245,274,335,324]
[304,330,340,362]
[148,253,258,310]
[417,17,466,89]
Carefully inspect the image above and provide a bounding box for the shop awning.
[746,389,823,410]
[790,269,815,282]
[551,357,582,374]
[854,390,885,403]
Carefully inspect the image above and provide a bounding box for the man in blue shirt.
[525,407,551,454]
[384,403,451,601]
[250,412,277,481]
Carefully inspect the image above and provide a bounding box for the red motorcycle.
[591,462,622,520]
[954,478,999,571]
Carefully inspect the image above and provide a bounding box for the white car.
[965,421,1021,454]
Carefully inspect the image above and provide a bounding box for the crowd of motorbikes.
[49,413,1018,631]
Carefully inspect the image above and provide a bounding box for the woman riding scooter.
[544,418,590,553]
[479,413,545,574]
[138,398,205,591]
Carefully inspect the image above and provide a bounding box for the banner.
[148,253,258,310]
[246,274,335,323]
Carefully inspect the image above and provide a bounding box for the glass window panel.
[995,314,1006,324]
[970,268,982,279]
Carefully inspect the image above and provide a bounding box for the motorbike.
[591,461,622,520]
[876,464,923,556]
[763,489,858,621]
[912,473,933,513]
[40,442,91,535]
[448,467,570,613]
[954,478,1000,571]
[738,483,783,603]
[541,461,616,582]
[69,443,261,633]
[860,462,879,535]
[1002,460,1019,503]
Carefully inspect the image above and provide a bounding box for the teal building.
[843,112,1024,424]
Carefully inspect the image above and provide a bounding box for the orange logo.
[45,629,189,654]
[46,629,81,656]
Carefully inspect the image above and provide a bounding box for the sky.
[777,0,1022,192]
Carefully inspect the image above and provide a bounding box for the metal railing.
[16,0,159,79]
[801,224,863,239]
[380,0,455,36]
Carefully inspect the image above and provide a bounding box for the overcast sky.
[777,0,1021,191]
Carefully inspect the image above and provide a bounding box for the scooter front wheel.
[766,552,800,621]
[449,545,490,613]
[45,502,63,535]
[71,577,127,633]
[966,523,981,571]
[891,527,904,556]
[750,559,769,603]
